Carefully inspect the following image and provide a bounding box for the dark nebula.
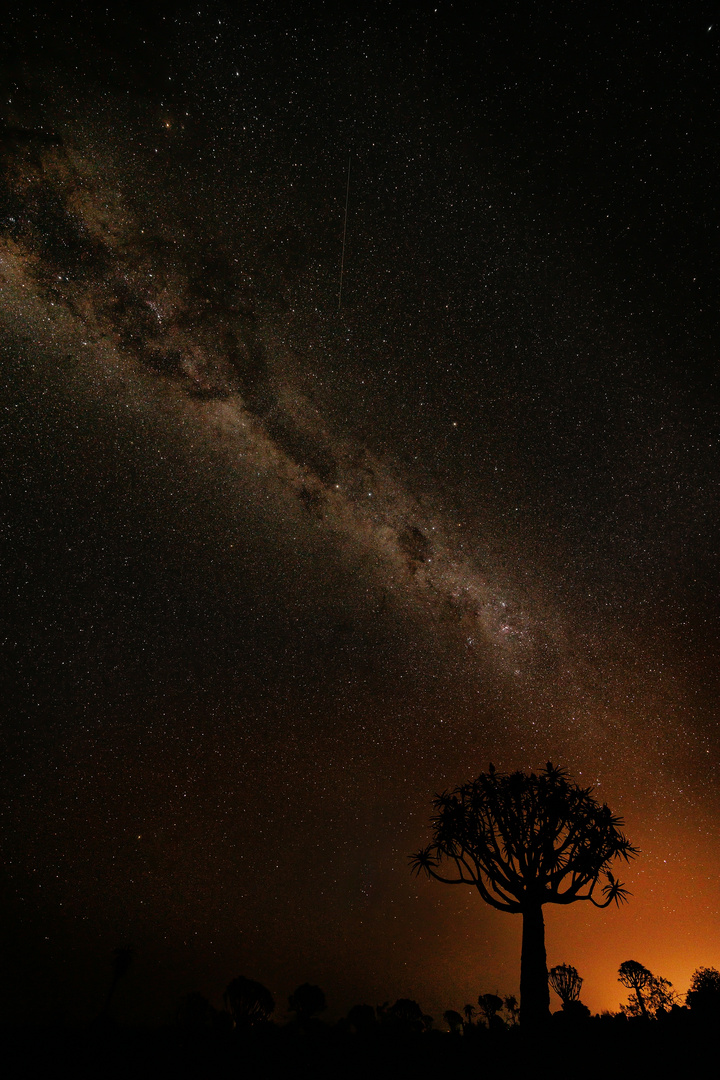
[1,2,719,1023]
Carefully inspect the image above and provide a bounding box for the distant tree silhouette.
[477,993,505,1030]
[618,961,677,1019]
[347,1003,376,1035]
[618,961,653,1018]
[641,976,677,1017]
[378,998,429,1034]
[410,763,636,1029]
[288,982,326,1023]
[686,967,720,1017]
[443,1008,464,1034]
[549,964,583,1007]
[176,991,214,1031]
[549,964,591,1023]
[463,1003,477,1026]
[503,995,520,1025]
[100,946,133,1018]
[224,976,275,1028]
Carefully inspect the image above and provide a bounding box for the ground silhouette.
[2,961,720,1078]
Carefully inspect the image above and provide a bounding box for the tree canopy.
[288,983,326,1022]
[686,967,720,1015]
[410,763,636,911]
[223,976,275,1027]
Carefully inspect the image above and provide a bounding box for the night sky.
[1,1,719,1025]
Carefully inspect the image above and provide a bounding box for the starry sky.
[1,1,719,1025]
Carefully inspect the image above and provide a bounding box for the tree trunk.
[520,903,550,1029]
[635,986,648,1018]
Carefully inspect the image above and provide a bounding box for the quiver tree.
[378,998,432,1034]
[100,946,133,1018]
[618,961,677,1018]
[618,961,653,1019]
[549,964,583,1007]
[288,982,326,1023]
[443,1009,464,1035]
[477,993,505,1030]
[410,763,637,1029]
[503,995,520,1025]
[176,991,215,1032]
[224,976,275,1028]
[347,1003,376,1035]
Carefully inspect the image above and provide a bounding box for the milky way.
[0,126,566,687]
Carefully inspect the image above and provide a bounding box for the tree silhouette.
[618,961,653,1018]
[503,995,520,1026]
[638,976,677,1017]
[288,982,326,1023]
[378,998,429,1034]
[443,1008,464,1034]
[410,763,636,1029]
[477,993,505,1030]
[549,964,583,1007]
[100,946,133,1018]
[347,1003,376,1035]
[176,991,214,1032]
[686,967,720,1018]
[223,976,275,1028]
[618,961,677,1019]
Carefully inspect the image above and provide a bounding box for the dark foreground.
[1,1010,714,1080]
